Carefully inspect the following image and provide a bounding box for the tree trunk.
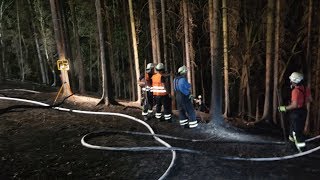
[209,0,223,124]
[50,0,72,96]
[89,36,93,90]
[69,0,85,93]
[262,0,274,121]
[148,0,160,64]
[273,0,280,124]
[28,0,47,84]
[183,0,191,83]
[122,0,135,101]
[104,2,115,101]
[16,1,25,82]
[128,0,141,103]
[304,0,313,133]
[0,1,5,82]
[59,0,76,90]
[95,0,109,105]
[311,2,320,133]
[222,0,229,117]
[36,0,55,86]
[161,0,167,70]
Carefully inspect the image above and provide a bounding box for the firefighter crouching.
[174,65,198,128]
[138,63,155,121]
[151,63,172,122]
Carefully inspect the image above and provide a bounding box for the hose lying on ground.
[0,96,175,180]
[1,96,320,178]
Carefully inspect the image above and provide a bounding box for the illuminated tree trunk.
[28,0,47,84]
[95,0,109,105]
[262,0,274,121]
[50,0,72,96]
[128,0,141,103]
[36,0,55,86]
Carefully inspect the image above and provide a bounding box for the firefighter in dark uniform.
[138,63,155,120]
[278,72,312,148]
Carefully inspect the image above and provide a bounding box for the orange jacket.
[151,73,167,96]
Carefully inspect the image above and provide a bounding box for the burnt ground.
[1,81,320,180]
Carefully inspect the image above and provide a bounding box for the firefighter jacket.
[174,75,191,96]
[151,73,167,96]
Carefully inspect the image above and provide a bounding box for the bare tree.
[69,0,85,93]
[161,0,167,70]
[0,0,12,82]
[182,0,191,84]
[262,0,274,121]
[273,0,280,124]
[149,0,161,64]
[28,0,47,84]
[304,0,313,132]
[128,0,141,103]
[209,0,222,124]
[16,1,25,82]
[222,0,230,117]
[35,0,55,86]
[122,0,135,101]
[50,0,72,96]
[95,0,109,105]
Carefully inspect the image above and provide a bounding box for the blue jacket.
[174,75,191,96]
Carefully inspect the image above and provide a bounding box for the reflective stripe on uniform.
[164,114,171,120]
[189,121,198,128]
[142,86,151,92]
[180,119,188,125]
[142,112,148,116]
[148,110,153,114]
[155,113,162,119]
[151,86,167,93]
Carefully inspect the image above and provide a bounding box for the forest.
[0,0,319,135]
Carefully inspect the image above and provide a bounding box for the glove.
[278,106,286,112]
[188,94,194,102]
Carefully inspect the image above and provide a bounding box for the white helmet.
[146,63,154,73]
[155,63,164,71]
[289,72,303,84]
[178,65,187,75]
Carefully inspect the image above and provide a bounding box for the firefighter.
[151,63,172,122]
[138,63,155,120]
[174,65,198,128]
[278,72,312,148]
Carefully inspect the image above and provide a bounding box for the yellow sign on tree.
[57,59,70,71]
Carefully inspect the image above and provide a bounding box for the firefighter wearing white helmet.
[138,62,155,121]
[278,72,312,149]
[174,65,198,128]
[289,72,304,84]
[151,63,172,122]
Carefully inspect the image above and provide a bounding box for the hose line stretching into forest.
[1,96,320,179]
[0,96,176,180]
